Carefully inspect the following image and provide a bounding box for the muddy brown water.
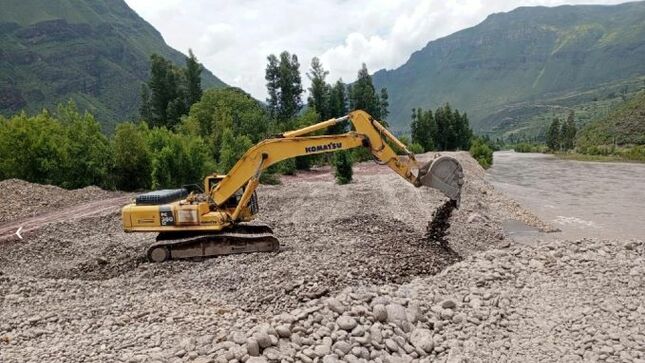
[487,151,645,240]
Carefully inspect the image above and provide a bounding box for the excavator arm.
[212,110,464,222]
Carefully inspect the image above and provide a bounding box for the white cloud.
[124,0,628,100]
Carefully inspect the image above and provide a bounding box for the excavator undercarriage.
[122,110,464,262]
[147,223,278,262]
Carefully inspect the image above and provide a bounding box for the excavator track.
[147,224,279,262]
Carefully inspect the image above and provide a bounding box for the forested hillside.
[372,1,645,136]
[0,0,226,131]
[577,91,645,149]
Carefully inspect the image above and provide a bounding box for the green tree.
[307,57,331,120]
[379,88,390,120]
[145,54,184,128]
[113,123,152,190]
[333,150,353,184]
[411,108,435,152]
[349,63,382,119]
[185,49,203,106]
[266,51,303,127]
[0,111,68,185]
[139,84,152,122]
[469,138,493,169]
[218,128,253,174]
[265,54,280,120]
[146,127,213,189]
[181,87,269,160]
[57,102,113,189]
[560,111,577,151]
[546,117,562,151]
[328,80,348,134]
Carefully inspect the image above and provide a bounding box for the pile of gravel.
[0,179,120,224]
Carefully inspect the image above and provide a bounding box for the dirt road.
[0,195,132,241]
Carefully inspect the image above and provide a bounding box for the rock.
[467,213,486,224]
[410,328,434,353]
[332,341,352,355]
[314,344,331,357]
[326,298,346,314]
[373,304,388,322]
[336,316,357,331]
[385,338,399,352]
[247,357,268,363]
[263,347,280,360]
[276,324,291,338]
[246,337,260,356]
[322,355,341,363]
[230,331,247,345]
[254,332,272,348]
[441,299,457,309]
[386,304,408,327]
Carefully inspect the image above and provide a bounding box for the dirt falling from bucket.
[426,199,458,246]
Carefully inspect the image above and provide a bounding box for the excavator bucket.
[418,156,464,207]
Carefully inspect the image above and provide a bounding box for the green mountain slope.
[577,91,645,147]
[0,0,226,131]
[372,1,645,135]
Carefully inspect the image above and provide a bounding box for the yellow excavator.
[122,110,464,262]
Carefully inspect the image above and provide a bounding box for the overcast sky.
[124,0,627,100]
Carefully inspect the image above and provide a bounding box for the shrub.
[470,138,493,169]
[408,143,424,154]
[333,150,353,184]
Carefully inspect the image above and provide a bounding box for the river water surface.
[486,151,645,240]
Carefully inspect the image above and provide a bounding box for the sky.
[124,0,627,100]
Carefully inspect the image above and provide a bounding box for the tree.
[217,128,253,174]
[307,57,331,120]
[113,123,152,190]
[379,88,389,120]
[546,117,562,151]
[411,108,436,152]
[57,102,113,189]
[333,150,353,184]
[139,84,152,122]
[185,49,203,106]
[328,80,348,134]
[349,63,382,119]
[265,51,303,127]
[560,111,577,151]
[265,54,280,120]
[145,54,184,128]
[470,138,493,169]
[181,88,270,160]
[141,52,204,129]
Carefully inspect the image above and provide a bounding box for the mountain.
[0,0,227,131]
[577,90,645,147]
[372,1,645,136]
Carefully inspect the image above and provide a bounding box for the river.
[486,151,645,241]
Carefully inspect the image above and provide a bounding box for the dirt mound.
[0,179,121,224]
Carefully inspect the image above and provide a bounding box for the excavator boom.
[121,110,464,262]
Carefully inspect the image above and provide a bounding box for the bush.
[333,150,353,184]
[469,138,493,169]
[408,143,424,154]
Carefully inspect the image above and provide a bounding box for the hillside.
[0,0,226,131]
[372,1,645,135]
[577,90,645,147]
